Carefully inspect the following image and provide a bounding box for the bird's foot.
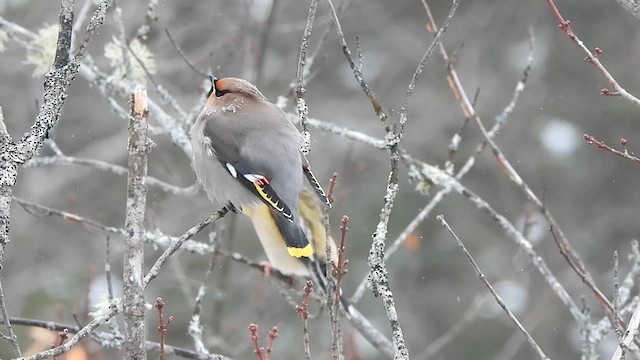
[258,261,272,277]
[225,202,242,214]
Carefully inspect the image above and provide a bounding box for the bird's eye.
[215,88,229,97]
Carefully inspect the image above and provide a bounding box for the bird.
[190,76,334,280]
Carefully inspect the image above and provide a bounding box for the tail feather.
[273,211,312,258]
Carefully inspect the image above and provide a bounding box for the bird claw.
[225,202,241,214]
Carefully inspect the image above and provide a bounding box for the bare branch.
[583,134,640,165]
[53,0,74,69]
[294,0,318,155]
[398,0,459,135]
[611,299,640,360]
[188,225,225,357]
[143,208,228,286]
[123,86,150,360]
[18,303,120,360]
[545,0,640,106]
[326,0,390,132]
[13,197,125,236]
[164,28,209,79]
[70,0,92,53]
[26,154,197,195]
[296,281,313,360]
[0,274,18,357]
[437,215,549,360]
[155,298,174,360]
[6,316,235,360]
[329,215,350,359]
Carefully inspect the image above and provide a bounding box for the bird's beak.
[207,74,218,98]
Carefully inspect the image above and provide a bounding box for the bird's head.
[206,76,267,104]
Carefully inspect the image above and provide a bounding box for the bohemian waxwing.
[190,76,332,273]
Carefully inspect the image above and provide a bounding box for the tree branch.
[123,86,150,360]
[545,0,640,106]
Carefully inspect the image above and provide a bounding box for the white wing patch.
[243,173,266,183]
[225,163,238,178]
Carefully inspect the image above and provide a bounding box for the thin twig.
[6,316,235,360]
[0,276,18,357]
[28,152,196,195]
[143,208,228,286]
[188,224,225,356]
[443,87,478,175]
[296,281,313,360]
[26,154,197,195]
[437,215,549,360]
[398,0,459,135]
[70,0,92,53]
[329,215,350,359]
[545,0,640,107]
[155,297,174,360]
[248,323,279,360]
[164,28,209,79]
[611,300,640,360]
[126,40,188,119]
[326,0,390,131]
[18,303,120,360]
[207,216,240,343]
[266,327,278,360]
[105,235,114,301]
[583,134,640,165]
[13,197,125,236]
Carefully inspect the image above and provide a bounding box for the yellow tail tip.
[287,244,313,258]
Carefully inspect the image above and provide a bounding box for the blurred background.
[2,0,640,359]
